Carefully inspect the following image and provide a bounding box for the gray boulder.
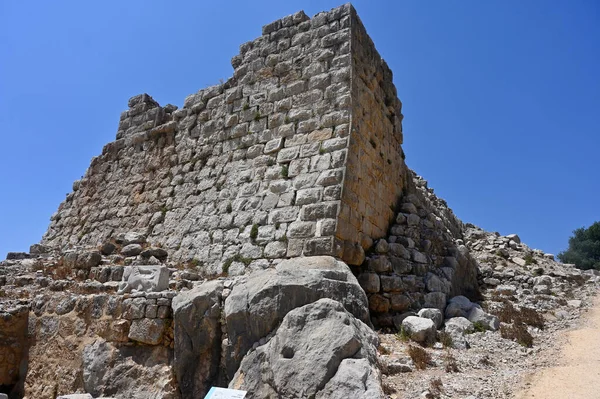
[467,307,500,331]
[443,317,474,349]
[229,298,382,399]
[172,280,224,399]
[401,316,436,343]
[121,243,143,257]
[82,339,175,398]
[506,234,521,244]
[418,308,443,329]
[445,295,474,318]
[224,256,370,378]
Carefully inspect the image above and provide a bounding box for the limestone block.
[117,265,169,294]
[128,318,167,345]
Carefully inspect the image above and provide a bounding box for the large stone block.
[117,265,169,294]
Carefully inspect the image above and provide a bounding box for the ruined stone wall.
[42,6,356,274]
[357,173,480,328]
[24,291,176,398]
[337,10,407,264]
[40,4,409,273]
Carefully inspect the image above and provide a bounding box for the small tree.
[558,221,600,270]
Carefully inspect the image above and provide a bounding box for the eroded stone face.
[117,265,169,294]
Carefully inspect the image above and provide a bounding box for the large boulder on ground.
[443,317,474,349]
[172,280,224,399]
[229,298,383,399]
[445,295,474,318]
[418,308,443,329]
[401,316,436,344]
[82,339,176,399]
[467,307,500,331]
[224,256,370,378]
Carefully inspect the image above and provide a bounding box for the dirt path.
[516,295,600,399]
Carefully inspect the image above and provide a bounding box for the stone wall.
[40,4,409,274]
[338,10,407,264]
[357,173,480,328]
[24,291,176,398]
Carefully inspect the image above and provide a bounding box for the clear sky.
[1,1,598,259]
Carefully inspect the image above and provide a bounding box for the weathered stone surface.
[121,244,143,257]
[117,265,169,294]
[418,308,443,329]
[467,307,500,331]
[224,256,370,378]
[445,295,474,318]
[172,280,224,399]
[358,272,380,293]
[443,317,474,349]
[82,339,175,398]
[128,318,166,345]
[506,234,521,244]
[401,316,436,343]
[0,304,29,397]
[229,298,382,399]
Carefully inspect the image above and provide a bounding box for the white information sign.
[204,387,247,399]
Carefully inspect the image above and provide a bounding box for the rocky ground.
[2,219,599,398]
[376,227,600,399]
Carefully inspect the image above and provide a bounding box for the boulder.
[121,244,143,257]
[117,265,169,294]
[423,292,447,312]
[445,295,474,318]
[229,298,383,399]
[172,280,224,399]
[512,257,527,267]
[506,234,521,244]
[100,242,116,256]
[418,308,443,329]
[140,247,168,259]
[122,232,147,245]
[467,307,499,331]
[224,256,370,379]
[82,339,176,398]
[443,317,474,349]
[56,395,93,399]
[401,316,436,343]
[63,250,102,270]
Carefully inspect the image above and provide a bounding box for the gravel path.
[516,294,600,399]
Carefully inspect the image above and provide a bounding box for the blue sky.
[1,1,598,258]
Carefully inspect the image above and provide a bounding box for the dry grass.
[444,349,460,373]
[490,299,541,347]
[429,377,444,397]
[500,321,533,347]
[407,344,432,370]
[520,306,545,329]
[377,344,391,355]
